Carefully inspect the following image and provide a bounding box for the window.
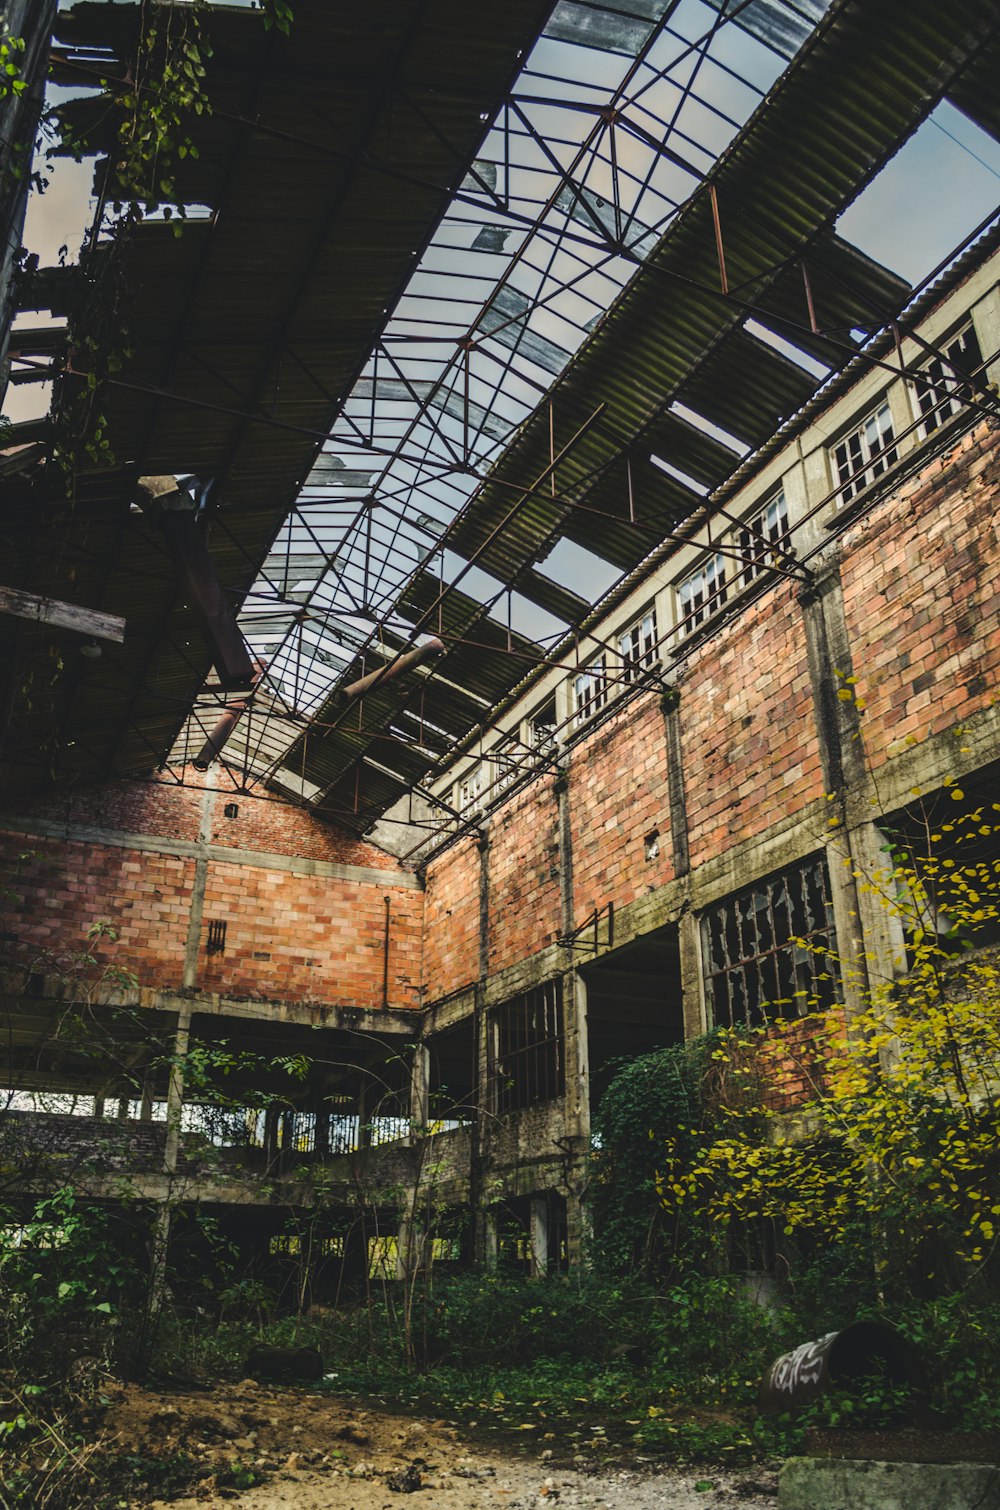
[529,696,558,753]
[832,399,898,506]
[619,607,658,683]
[739,491,789,586]
[678,552,727,635]
[491,981,564,1113]
[913,322,983,437]
[701,854,840,1028]
[490,735,519,795]
[457,765,484,814]
[882,778,1000,958]
[573,654,608,726]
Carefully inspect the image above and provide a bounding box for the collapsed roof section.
[241,0,1000,836]
[4,0,1000,841]
[1,0,552,795]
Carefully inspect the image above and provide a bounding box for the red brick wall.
[680,580,823,866]
[197,861,421,1010]
[421,835,481,1002]
[4,838,194,982]
[840,421,1000,769]
[13,776,208,843]
[0,776,422,1011]
[487,773,562,976]
[10,770,404,871]
[568,694,673,927]
[208,786,402,869]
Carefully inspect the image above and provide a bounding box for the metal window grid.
[702,853,841,1028]
[491,980,565,1113]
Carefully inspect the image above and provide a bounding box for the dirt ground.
[93,1380,779,1510]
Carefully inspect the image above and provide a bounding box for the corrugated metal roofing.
[283,0,1000,832]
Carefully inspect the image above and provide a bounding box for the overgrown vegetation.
[3,788,1000,1502]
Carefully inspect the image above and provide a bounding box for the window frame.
[701,853,841,1029]
[618,605,659,684]
[572,653,608,727]
[739,489,789,587]
[677,551,728,637]
[911,320,983,439]
[831,397,898,508]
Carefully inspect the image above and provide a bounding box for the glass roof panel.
[172,0,832,787]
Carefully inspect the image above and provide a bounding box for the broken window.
[619,606,658,683]
[529,696,558,753]
[739,491,789,586]
[572,654,608,727]
[457,764,484,814]
[490,734,519,796]
[912,321,983,437]
[882,780,1000,958]
[701,854,841,1028]
[678,552,728,636]
[490,980,564,1113]
[832,398,898,506]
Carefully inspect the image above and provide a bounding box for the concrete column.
[182,779,217,989]
[661,684,690,877]
[529,1195,549,1278]
[563,968,592,1268]
[483,1209,498,1272]
[150,1007,191,1319]
[844,819,908,994]
[410,1041,430,1141]
[679,909,708,1038]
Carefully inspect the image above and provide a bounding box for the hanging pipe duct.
[340,636,444,704]
[192,662,266,770]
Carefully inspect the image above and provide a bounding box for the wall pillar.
[150,1007,191,1321]
[679,908,707,1038]
[529,1195,549,1278]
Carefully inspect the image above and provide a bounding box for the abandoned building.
[1,0,999,1297]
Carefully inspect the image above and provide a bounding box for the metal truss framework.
[89,0,995,860]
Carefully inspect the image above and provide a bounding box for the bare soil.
[92,1380,779,1510]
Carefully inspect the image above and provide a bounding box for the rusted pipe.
[382,895,391,1009]
[340,637,444,704]
[193,663,266,770]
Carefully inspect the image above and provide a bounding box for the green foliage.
[591,1037,722,1277]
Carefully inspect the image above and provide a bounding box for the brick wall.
[568,694,673,928]
[0,776,422,1012]
[487,773,562,976]
[198,861,421,1010]
[680,579,824,866]
[421,835,481,1001]
[4,838,194,981]
[840,421,1000,769]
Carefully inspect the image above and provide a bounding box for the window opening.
[573,653,608,727]
[206,919,227,955]
[832,399,898,507]
[739,491,789,585]
[491,980,564,1113]
[619,606,658,684]
[913,322,983,437]
[702,854,840,1028]
[678,552,728,636]
[882,780,1000,958]
[223,802,239,819]
[457,765,484,814]
[529,696,558,754]
[490,734,519,796]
